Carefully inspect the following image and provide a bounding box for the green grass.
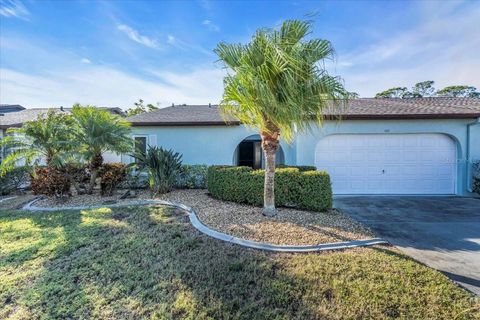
[1,205,478,319]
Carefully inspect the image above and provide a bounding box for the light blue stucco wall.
[130,125,295,166]
[131,118,480,196]
[294,118,480,196]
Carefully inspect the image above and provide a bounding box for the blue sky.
[0,0,479,109]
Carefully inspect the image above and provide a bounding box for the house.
[0,106,126,162]
[126,98,480,196]
[0,104,26,114]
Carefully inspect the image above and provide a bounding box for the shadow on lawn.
[7,205,325,319]
[2,205,478,319]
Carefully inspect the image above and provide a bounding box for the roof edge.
[329,113,480,120]
[130,121,241,127]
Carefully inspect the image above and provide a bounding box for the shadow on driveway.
[334,196,480,295]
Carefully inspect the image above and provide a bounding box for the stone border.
[23,197,388,252]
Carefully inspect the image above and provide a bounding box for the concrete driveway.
[334,196,480,295]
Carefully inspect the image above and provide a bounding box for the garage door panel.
[315,134,456,194]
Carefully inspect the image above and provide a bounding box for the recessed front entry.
[234,134,285,169]
[315,133,457,194]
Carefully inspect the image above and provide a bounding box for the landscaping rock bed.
[158,189,375,246]
[16,189,375,246]
[33,189,152,208]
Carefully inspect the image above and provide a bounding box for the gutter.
[467,117,480,192]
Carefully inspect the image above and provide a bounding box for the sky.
[0,0,479,109]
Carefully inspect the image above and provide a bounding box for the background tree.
[0,110,74,176]
[347,92,359,99]
[71,105,132,194]
[126,99,159,116]
[436,85,480,98]
[412,80,435,97]
[215,19,346,216]
[375,87,408,98]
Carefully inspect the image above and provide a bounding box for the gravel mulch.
[24,188,375,246]
[33,190,153,208]
[158,189,375,246]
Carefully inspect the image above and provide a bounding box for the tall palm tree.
[71,105,132,194]
[214,20,347,216]
[0,110,74,176]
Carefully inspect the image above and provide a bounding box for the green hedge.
[473,161,480,195]
[207,166,332,211]
[276,164,317,172]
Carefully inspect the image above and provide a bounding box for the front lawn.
[1,205,478,319]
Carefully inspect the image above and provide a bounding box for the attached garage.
[127,97,480,196]
[315,133,457,195]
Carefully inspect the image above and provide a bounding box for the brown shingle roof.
[329,97,480,119]
[127,104,240,126]
[0,107,126,129]
[127,98,480,126]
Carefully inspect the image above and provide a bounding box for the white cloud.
[0,0,29,20]
[336,2,480,97]
[80,58,91,64]
[117,24,160,49]
[166,34,214,56]
[167,35,176,45]
[0,66,225,108]
[202,19,220,32]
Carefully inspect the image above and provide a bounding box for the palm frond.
[215,19,348,142]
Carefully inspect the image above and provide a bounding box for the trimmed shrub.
[31,167,71,197]
[277,164,317,172]
[207,166,332,211]
[99,163,127,196]
[0,166,30,195]
[176,164,208,189]
[473,161,480,195]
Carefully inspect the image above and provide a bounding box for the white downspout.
[466,117,480,192]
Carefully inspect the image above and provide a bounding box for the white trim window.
[134,135,148,155]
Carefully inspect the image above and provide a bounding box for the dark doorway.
[238,141,261,168]
[235,135,285,169]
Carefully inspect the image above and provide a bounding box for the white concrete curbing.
[0,196,18,204]
[22,197,389,252]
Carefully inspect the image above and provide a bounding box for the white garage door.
[315,134,456,194]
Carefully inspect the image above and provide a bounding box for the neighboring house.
[126,98,480,196]
[0,104,26,114]
[0,106,126,162]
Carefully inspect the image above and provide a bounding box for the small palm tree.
[71,105,132,194]
[0,110,74,176]
[214,20,347,216]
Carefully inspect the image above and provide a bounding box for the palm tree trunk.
[261,129,280,217]
[86,169,98,194]
[86,153,103,194]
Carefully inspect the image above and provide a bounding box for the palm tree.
[71,105,132,194]
[0,110,74,176]
[214,20,347,216]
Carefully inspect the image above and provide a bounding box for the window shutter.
[148,134,157,148]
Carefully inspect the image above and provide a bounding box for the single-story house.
[126,98,480,196]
